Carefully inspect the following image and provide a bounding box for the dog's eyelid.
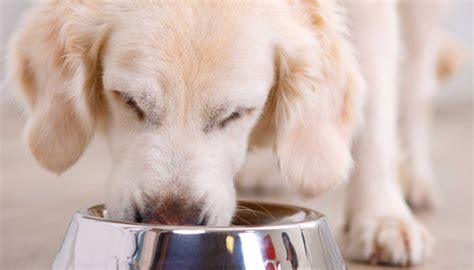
[218,106,256,129]
[237,106,257,115]
[112,90,145,120]
[203,106,256,133]
[229,106,256,118]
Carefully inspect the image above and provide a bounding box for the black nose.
[136,197,207,226]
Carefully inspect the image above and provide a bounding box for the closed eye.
[219,111,242,129]
[205,107,256,132]
[112,90,145,120]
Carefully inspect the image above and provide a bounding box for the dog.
[7,0,460,266]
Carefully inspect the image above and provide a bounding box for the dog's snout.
[137,197,207,226]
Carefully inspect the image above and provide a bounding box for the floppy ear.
[9,2,108,174]
[251,1,365,198]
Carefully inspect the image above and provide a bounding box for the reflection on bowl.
[53,201,346,270]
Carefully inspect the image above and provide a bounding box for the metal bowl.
[53,201,345,270]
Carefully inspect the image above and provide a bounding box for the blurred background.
[1,1,472,269]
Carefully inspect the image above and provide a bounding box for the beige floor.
[0,101,472,270]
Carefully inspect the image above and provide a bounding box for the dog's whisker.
[236,205,281,224]
[236,205,259,215]
[236,207,271,218]
[232,215,251,226]
[235,209,261,224]
[245,201,277,221]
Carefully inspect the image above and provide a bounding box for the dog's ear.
[251,1,365,198]
[9,2,108,174]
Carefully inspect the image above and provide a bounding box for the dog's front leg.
[339,1,432,266]
[398,1,444,211]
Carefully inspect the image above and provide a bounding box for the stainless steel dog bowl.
[53,201,345,269]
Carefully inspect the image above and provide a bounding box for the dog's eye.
[205,107,256,132]
[219,111,242,129]
[113,91,145,120]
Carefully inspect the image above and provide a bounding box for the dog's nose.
[137,198,207,226]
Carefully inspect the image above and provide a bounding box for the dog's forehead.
[103,1,274,103]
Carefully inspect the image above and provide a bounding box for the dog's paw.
[341,216,433,266]
[399,161,436,211]
[400,168,436,211]
[404,177,436,211]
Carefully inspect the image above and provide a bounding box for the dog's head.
[10,0,363,225]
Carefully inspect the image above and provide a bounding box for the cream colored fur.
[8,0,456,266]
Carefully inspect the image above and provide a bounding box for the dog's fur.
[7,0,459,266]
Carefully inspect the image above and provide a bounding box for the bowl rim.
[76,200,326,232]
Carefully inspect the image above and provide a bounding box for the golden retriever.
[8,0,459,266]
